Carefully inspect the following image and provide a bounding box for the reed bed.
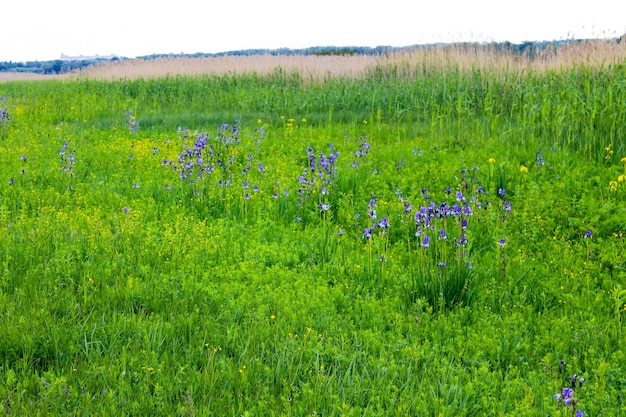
[0,72,63,82]
[70,37,626,81]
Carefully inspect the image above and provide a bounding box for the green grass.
[1,60,625,416]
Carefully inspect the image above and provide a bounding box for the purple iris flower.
[319,203,331,211]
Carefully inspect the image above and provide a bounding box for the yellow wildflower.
[610,181,618,192]
[619,175,626,182]
[520,165,528,173]
[488,158,496,164]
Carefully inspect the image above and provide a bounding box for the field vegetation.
[1,40,626,415]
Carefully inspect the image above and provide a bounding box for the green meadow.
[1,52,625,416]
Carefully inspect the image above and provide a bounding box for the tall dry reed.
[71,38,626,81]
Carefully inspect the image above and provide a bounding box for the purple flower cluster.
[251,126,265,154]
[360,198,390,240]
[295,144,339,207]
[124,110,138,134]
[216,120,241,146]
[554,362,585,416]
[535,149,545,168]
[59,141,76,178]
[0,96,12,129]
[173,130,217,182]
[170,121,260,196]
[413,196,478,251]
[351,134,370,168]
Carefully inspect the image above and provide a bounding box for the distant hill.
[1,37,623,75]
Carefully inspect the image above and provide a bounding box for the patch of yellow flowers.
[609,157,626,192]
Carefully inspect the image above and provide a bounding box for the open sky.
[4,0,625,62]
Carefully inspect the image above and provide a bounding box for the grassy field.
[1,42,626,416]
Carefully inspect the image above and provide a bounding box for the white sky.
[3,0,625,62]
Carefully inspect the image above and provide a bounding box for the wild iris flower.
[319,203,331,211]
[377,217,390,229]
[553,387,574,405]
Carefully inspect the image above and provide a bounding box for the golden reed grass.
[2,38,626,82]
